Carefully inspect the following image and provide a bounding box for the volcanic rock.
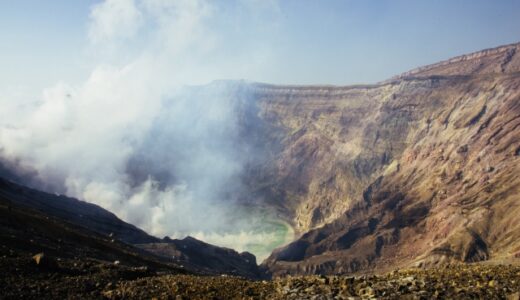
[260,42,520,276]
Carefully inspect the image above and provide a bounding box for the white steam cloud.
[88,0,143,44]
[0,0,290,261]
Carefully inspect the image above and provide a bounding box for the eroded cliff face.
[248,82,420,233]
[252,42,520,275]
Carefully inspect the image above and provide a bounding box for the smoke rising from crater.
[0,0,288,260]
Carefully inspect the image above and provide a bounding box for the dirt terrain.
[2,252,520,299]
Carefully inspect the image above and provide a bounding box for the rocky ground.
[2,252,520,299]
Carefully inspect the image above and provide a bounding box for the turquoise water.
[190,207,295,263]
[244,218,294,262]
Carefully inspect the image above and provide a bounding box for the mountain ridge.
[390,42,520,80]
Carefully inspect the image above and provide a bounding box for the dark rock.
[32,252,57,270]
[457,145,469,153]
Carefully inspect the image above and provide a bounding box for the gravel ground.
[100,264,520,299]
[0,252,520,299]
[2,253,520,299]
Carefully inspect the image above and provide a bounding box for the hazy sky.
[1,0,520,93]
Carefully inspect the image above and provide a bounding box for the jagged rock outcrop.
[260,42,520,276]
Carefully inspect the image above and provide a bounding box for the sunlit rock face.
[259,42,520,275]
[250,82,412,233]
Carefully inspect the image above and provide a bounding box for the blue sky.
[1,0,520,91]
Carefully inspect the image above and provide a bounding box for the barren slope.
[0,177,261,278]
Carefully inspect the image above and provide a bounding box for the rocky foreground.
[2,252,520,299]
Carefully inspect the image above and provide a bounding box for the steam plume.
[0,0,290,261]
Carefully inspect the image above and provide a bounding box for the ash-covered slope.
[137,237,260,278]
[0,177,260,278]
[0,176,159,245]
[0,177,178,270]
[257,42,520,276]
